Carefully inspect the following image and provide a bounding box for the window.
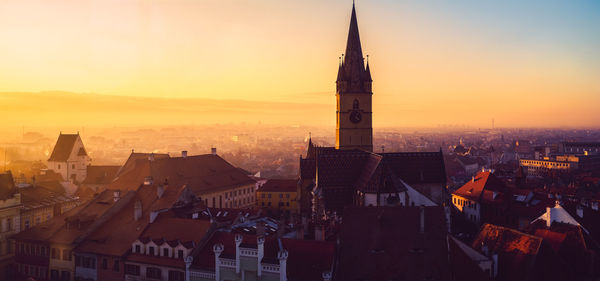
[7,218,11,231]
[146,267,162,279]
[261,193,265,198]
[60,271,70,281]
[113,260,120,272]
[261,202,264,206]
[286,202,290,206]
[62,249,72,261]
[279,194,283,198]
[58,164,61,169]
[286,194,290,198]
[50,269,59,281]
[135,245,141,253]
[51,248,58,259]
[75,256,82,267]
[169,270,185,281]
[124,264,140,276]
[148,247,155,256]
[102,258,108,269]
[177,250,184,259]
[163,248,169,257]
[25,220,30,229]
[212,197,215,207]
[268,202,272,206]
[267,194,271,198]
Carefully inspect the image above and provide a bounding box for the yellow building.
[256,179,299,213]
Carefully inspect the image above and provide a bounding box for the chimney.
[545,207,552,228]
[322,271,332,281]
[472,176,475,183]
[148,153,155,161]
[576,205,584,218]
[134,200,142,221]
[181,150,188,158]
[113,190,121,202]
[419,205,425,234]
[211,147,217,155]
[492,253,499,278]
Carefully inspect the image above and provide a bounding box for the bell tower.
[336,3,373,152]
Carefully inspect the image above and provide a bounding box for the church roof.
[48,133,80,162]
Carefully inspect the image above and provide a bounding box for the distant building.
[519,154,600,177]
[47,133,91,185]
[256,179,299,212]
[78,165,120,199]
[559,142,600,155]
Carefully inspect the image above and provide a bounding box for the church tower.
[336,3,373,152]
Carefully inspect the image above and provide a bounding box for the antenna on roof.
[366,54,369,64]
[341,54,344,66]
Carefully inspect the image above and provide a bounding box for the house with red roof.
[451,171,511,225]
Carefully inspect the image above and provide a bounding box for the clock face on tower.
[350,110,362,123]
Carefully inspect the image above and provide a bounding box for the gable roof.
[453,171,507,202]
[48,133,80,162]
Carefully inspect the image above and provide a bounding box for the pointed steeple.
[337,2,371,93]
[343,2,365,80]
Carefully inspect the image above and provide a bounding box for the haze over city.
[2,0,600,128]
[2,1,600,281]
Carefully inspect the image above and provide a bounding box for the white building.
[47,133,90,184]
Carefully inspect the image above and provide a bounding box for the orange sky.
[1,0,599,128]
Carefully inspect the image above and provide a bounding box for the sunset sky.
[1,0,599,128]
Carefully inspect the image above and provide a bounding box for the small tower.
[213,243,224,281]
[278,249,289,281]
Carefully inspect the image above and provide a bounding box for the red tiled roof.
[82,165,120,185]
[127,253,185,268]
[75,185,185,257]
[139,212,211,247]
[48,133,79,162]
[471,224,550,281]
[453,172,508,203]
[257,179,297,193]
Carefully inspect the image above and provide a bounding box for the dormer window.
[163,248,169,257]
[148,247,155,256]
[178,250,184,259]
[135,245,141,254]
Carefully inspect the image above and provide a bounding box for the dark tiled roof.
[336,206,450,281]
[48,134,79,162]
[380,151,446,184]
[257,179,297,193]
[82,165,120,185]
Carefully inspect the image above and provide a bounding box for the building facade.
[47,133,91,184]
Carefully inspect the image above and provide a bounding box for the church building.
[299,3,447,220]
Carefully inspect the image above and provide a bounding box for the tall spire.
[343,2,365,78]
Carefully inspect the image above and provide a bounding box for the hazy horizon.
[1,0,600,128]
